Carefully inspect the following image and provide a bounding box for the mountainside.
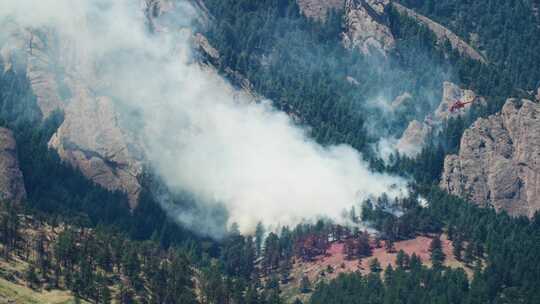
[0,205,195,304]
[48,96,143,208]
[398,0,540,90]
[0,25,144,208]
[392,2,486,63]
[1,0,540,303]
[0,0,489,208]
[297,0,484,60]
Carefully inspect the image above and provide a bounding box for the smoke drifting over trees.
[0,0,406,233]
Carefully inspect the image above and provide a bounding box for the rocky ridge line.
[392,2,487,63]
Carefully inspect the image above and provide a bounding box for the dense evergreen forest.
[0,202,197,303]
[321,187,540,304]
[198,0,540,303]
[1,0,540,303]
[202,0,460,154]
[200,0,524,177]
[399,0,540,90]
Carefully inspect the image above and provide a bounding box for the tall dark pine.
[429,236,445,269]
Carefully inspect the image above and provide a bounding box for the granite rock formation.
[342,0,395,56]
[441,98,540,217]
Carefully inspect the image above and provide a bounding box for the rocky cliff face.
[48,93,143,208]
[342,0,395,56]
[392,3,486,63]
[0,25,66,118]
[298,1,485,61]
[1,16,144,207]
[297,0,345,21]
[441,98,540,217]
[0,128,27,203]
[0,0,253,208]
[396,120,431,157]
[297,0,395,56]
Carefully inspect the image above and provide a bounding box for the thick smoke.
[1,0,407,233]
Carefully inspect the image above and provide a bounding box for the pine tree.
[396,250,410,270]
[255,222,265,257]
[384,264,395,284]
[350,206,358,223]
[100,284,112,304]
[25,264,40,289]
[453,236,463,261]
[463,242,475,266]
[279,259,291,284]
[369,258,382,273]
[117,285,135,304]
[385,238,395,253]
[262,233,280,274]
[429,236,445,269]
[300,275,311,293]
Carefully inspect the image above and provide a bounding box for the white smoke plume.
[0,0,407,234]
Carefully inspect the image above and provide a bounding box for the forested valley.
[1,0,540,303]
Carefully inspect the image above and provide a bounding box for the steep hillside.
[0,202,196,304]
[0,24,143,207]
[0,0,493,204]
[1,1,540,303]
[397,0,540,90]
[392,2,486,63]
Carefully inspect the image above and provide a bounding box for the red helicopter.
[449,97,477,112]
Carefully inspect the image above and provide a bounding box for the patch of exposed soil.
[281,234,473,303]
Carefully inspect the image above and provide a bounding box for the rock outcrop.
[0,25,66,118]
[194,33,220,61]
[435,81,484,120]
[391,92,413,110]
[342,0,395,56]
[297,0,345,21]
[396,120,431,157]
[396,82,482,157]
[298,1,485,62]
[3,31,143,206]
[193,33,259,100]
[0,8,162,208]
[441,98,540,217]
[392,3,486,63]
[49,93,143,208]
[0,128,27,203]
